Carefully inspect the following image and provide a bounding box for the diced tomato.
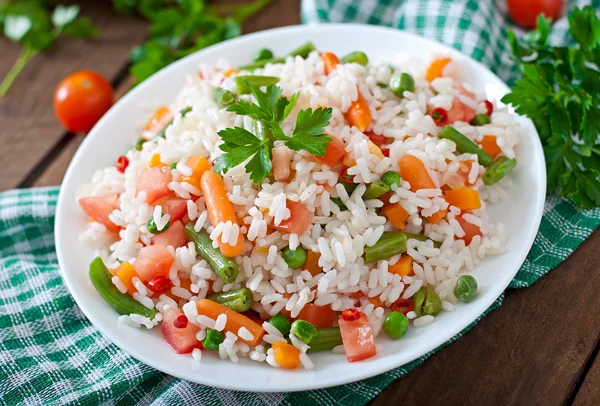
[164,197,188,221]
[365,131,386,147]
[313,135,346,167]
[447,98,477,124]
[78,194,120,232]
[273,200,314,235]
[338,311,376,362]
[455,215,483,245]
[161,307,202,354]
[132,244,175,282]
[136,166,172,204]
[297,304,337,328]
[152,220,187,248]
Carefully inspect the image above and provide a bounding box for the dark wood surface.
[1,1,598,405]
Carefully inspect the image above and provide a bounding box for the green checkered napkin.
[2,1,600,404]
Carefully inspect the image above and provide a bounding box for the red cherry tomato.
[116,156,129,173]
[507,0,563,29]
[173,315,189,329]
[341,308,360,321]
[429,107,449,126]
[54,70,114,133]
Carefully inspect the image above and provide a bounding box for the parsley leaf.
[284,107,332,156]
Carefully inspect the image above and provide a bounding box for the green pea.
[363,180,390,199]
[147,217,170,234]
[213,87,236,108]
[331,197,348,211]
[282,246,307,269]
[340,51,369,66]
[412,286,442,316]
[253,48,274,61]
[168,163,177,170]
[382,311,409,339]
[389,73,415,98]
[381,171,401,189]
[202,328,225,351]
[454,275,478,302]
[268,314,291,335]
[290,320,317,344]
[134,137,145,151]
[470,114,492,126]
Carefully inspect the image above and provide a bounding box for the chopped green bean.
[147,217,170,234]
[363,232,408,264]
[454,275,478,302]
[168,163,177,170]
[282,246,307,269]
[483,157,517,185]
[213,87,236,107]
[153,106,192,141]
[470,114,492,126]
[402,232,442,249]
[184,223,239,284]
[290,320,317,344]
[381,171,402,189]
[88,257,157,318]
[438,126,493,167]
[134,137,145,151]
[377,83,389,88]
[389,73,415,97]
[363,180,390,199]
[268,314,291,335]
[331,197,348,211]
[235,75,280,94]
[253,48,274,61]
[207,288,253,312]
[412,286,442,316]
[343,182,358,195]
[340,51,368,66]
[202,328,225,351]
[239,42,316,70]
[306,328,343,352]
[382,311,409,339]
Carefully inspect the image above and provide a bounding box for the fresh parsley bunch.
[215,81,333,183]
[502,6,600,208]
[0,1,99,97]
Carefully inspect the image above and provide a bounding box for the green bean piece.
[331,197,348,211]
[438,126,493,167]
[207,288,253,312]
[252,119,273,142]
[363,180,390,199]
[282,246,307,269]
[363,232,408,264]
[253,48,274,61]
[454,275,478,302]
[213,87,236,108]
[340,51,369,66]
[470,114,492,126]
[147,217,170,235]
[239,41,317,70]
[483,157,517,185]
[381,170,402,189]
[377,83,388,88]
[290,320,317,344]
[382,311,409,339]
[402,232,442,249]
[134,137,145,151]
[153,106,193,141]
[202,328,225,351]
[88,257,157,318]
[268,314,291,335]
[169,163,177,170]
[389,73,415,98]
[306,328,343,352]
[343,182,358,195]
[235,75,280,94]
[412,286,442,316]
[184,223,239,284]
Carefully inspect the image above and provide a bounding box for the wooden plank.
[32,0,301,187]
[370,230,600,406]
[573,351,600,406]
[0,1,148,191]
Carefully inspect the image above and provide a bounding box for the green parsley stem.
[0,47,39,98]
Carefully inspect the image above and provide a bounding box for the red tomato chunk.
[338,311,376,362]
[136,166,172,204]
[78,194,120,232]
[161,307,201,354]
[133,244,174,282]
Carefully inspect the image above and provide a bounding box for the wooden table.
[1,1,598,404]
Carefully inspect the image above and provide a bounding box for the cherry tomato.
[54,70,114,133]
[507,0,563,29]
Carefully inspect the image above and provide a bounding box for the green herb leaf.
[62,18,100,39]
[284,107,332,156]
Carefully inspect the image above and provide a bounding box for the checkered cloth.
[2,0,600,404]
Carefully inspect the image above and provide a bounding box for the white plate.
[56,24,546,392]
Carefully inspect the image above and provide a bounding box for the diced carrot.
[426,57,452,82]
[368,296,385,308]
[304,250,322,276]
[196,299,265,346]
[427,208,448,224]
[116,262,139,295]
[200,170,245,257]
[180,156,211,190]
[342,139,382,167]
[399,154,436,191]
[480,135,502,158]
[145,106,172,133]
[345,92,372,132]
[389,255,413,277]
[321,52,340,75]
[297,304,336,328]
[273,342,300,369]
[444,189,482,210]
[148,153,165,168]
[381,203,409,230]
[224,68,238,77]
[314,135,346,167]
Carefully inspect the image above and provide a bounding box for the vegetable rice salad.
[79,43,520,369]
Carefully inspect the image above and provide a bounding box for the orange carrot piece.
[427,208,449,224]
[200,170,245,257]
[180,156,211,190]
[304,250,322,276]
[381,203,409,230]
[479,135,502,158]
[224,68,239,77]
[297,304,336,328]
[444,189,482,210]
[272,342,301,369]
[368,296,385,308]
[148,153,166,168]
[426,57,452,82]
[345,92,372,132]
[196,299,265,346]
[389,255,413,277]
[321,52,340,75]
[399,154,436,191]
[116,262,138,295]
[145,106,172,133]
[314,135,346,167]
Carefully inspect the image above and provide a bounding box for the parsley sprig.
[501,6,600,208]
[214,81,333,183]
